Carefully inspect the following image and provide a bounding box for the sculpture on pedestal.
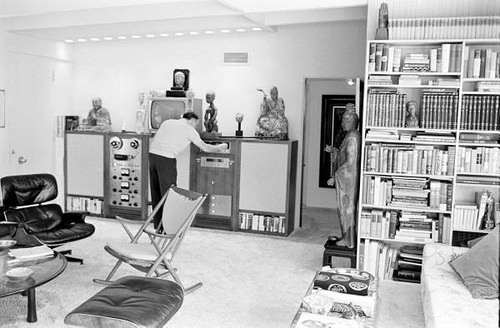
[324,104,361,249]
[255,86,289,140]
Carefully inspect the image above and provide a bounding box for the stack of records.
[393,245,424,283]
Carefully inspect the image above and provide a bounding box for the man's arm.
[192,139,228,153]
[189,129,227,152]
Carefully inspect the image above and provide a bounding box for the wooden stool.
[323,239,357,268]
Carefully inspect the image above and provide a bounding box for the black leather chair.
[1,173,95,264]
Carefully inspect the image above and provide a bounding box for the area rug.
[0,217,424,327]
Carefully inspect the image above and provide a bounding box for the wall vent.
[223,52,249,65]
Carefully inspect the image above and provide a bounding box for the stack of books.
[393,245,424,283]
[398,75,422,86]
[402,54,430,72]
[395,212,435,243]
[390,177,429,209]
[367,75,393,85]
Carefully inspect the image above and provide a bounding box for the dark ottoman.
[65,276,184,328]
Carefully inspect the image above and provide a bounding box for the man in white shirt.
[149,112,227,228]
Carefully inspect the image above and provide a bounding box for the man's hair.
[183,112,199,120]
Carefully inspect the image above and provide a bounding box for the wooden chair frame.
[94,186,207,294]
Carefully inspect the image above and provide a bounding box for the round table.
[0,251,67,322]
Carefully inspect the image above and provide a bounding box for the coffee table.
[0,250,67,322]
[291,270,379,328]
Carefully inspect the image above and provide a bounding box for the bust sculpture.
[405,100,419,128]
[255,86,289,140]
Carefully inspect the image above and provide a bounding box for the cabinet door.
[239,142,289,214]
[65,133,104,197]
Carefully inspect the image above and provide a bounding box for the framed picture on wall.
[318,94,356,188]
[0,89,5,128]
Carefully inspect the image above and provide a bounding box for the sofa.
[421,228,499,328]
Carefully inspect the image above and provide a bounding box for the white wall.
[0,31,73,178]
[71,21,367,224]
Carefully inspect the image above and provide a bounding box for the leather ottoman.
[65,276,184,328]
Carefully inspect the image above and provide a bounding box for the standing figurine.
[405,101,419,128]
[204,91,219,133]
[324,104,361,249]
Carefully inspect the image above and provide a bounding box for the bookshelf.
[358,38,500,283]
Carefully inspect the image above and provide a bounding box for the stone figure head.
[172,69,190,91]
[174,72,185,87]
[270,86,279,101]
[342,104,359,131]
[205,91,215,104]
[92,97,103,110]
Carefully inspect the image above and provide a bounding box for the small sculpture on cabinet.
[405,100,419,128]
[203,91,219,134]
[81,97,112,132]
[255,86,289,140]
[235,113,244,136]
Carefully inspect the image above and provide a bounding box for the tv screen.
[150,99,186,130]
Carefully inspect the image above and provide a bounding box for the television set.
[147,96,203,133]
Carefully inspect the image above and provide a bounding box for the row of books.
[456,175,500,186]
[365,89,407,127]
[460,95,500,131]
[66,196,103,214]
[475,81,500,93]
[360,210,452,244]
[456,146,500,175]
[464,47,500,79]
[362,177,452,211]
[387,16,500,40]
[360,240,398,279]
[364,144,456,176]
[238,212,286,233]
[419,90,459,130]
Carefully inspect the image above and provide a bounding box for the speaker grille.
[223,52,249,64]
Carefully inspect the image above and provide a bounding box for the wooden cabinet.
[238,140,298,236]
[190,138,298,236]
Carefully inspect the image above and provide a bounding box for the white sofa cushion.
[421,243,499,328]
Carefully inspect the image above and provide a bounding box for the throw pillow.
[449,226,499,299]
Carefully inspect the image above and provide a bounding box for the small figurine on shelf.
[405,101,419,128]
[203,91,219,134]
[235,113,244,136]
[482,192,496,230]
[375,2,389,40]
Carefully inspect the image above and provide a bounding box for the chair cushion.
[64,276,184,328]
[105,241,172,262]
[35,222,95,245]
[1,173,57,206]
